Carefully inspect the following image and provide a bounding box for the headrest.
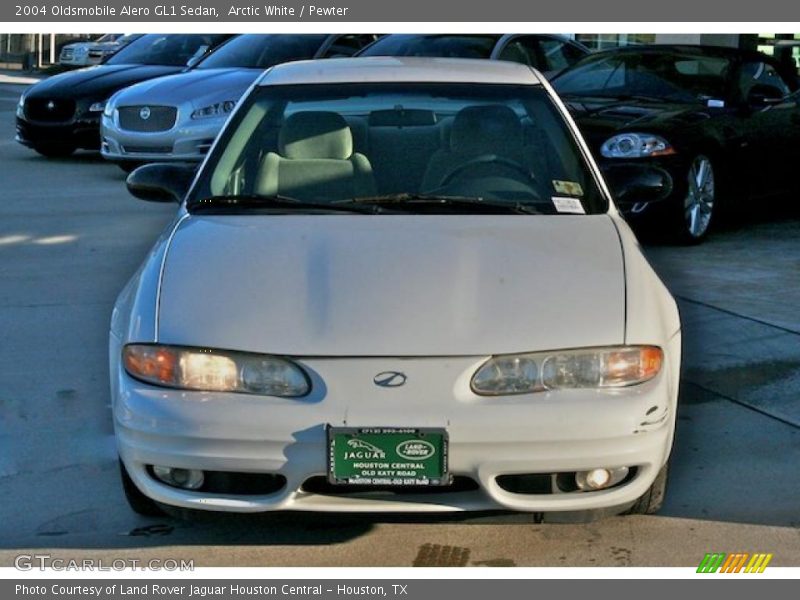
[279,111,353,160]
[450,105,523,157]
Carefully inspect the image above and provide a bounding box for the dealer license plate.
[327,426,449,486]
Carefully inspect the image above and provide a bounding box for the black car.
[552,45,800,242]
[357,34,589,77]
[16,34,232,158]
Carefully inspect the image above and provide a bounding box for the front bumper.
[16,115,101,150]
[113,346,679,514]
[101,113,222,163]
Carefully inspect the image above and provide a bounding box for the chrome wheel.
[684,155,715,239]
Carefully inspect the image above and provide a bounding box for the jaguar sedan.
[552,45,800,243]
[101,34,377,170]
[112,57,681,520]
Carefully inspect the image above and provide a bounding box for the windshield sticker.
[552,197,586,214]
[552,180,584,196]
[707,99,725,108]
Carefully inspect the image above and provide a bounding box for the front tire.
[626,463,669,515]
[675,154,716,244]
[119,459,165,517]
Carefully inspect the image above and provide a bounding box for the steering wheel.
[439,154,535,189]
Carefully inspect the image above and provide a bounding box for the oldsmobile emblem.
[373,371,407,388]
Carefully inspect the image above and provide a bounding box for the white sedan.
[111,57,681,519]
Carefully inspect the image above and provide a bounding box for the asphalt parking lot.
[0,78,799,568]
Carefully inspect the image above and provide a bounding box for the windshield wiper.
[335,193,540,215]
[189,194,381,215]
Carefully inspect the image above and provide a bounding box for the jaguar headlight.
[89,101,106,113]
[16,94,25,118]
[190,100,236,120]
[471,346,663,396]
[600,133,676,159]
[123,344,310,397]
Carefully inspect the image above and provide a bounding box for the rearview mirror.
[126,163,196,203]
[604,165,672,206]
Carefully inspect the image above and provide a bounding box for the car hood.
[157,214,626,356]
[25,64,182,101]
[562,96,713,145]
[113,68,261,108]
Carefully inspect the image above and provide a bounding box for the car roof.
[257,57,544,86]
[587,44,771,61]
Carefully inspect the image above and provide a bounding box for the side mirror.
[604,164,672,206]
[126,163,196,203]
[746,84,784,108]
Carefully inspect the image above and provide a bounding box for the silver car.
[101,34,377,170]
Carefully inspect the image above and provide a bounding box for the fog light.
[152,466,204,490]
[575,467,629,491]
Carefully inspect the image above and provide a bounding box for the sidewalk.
[0,70,43,85]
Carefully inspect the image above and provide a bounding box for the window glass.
[106,34,228,67]
[197,35,328,69]
[190,83,607,215]
[738,61,792,98]
[358,35,500,59]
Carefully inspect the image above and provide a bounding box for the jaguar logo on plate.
[139,106,151,120]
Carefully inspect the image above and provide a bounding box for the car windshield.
[196,34,329,70]
[94,34,120,44]
[188,82,606,215]
[105,34,225,67]
[553,50,734,102]
[359,35,501,58]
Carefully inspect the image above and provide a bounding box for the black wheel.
[626,463,669,515]
[118,161,143,174]
[119,459,165,517]
[674,154,716,244]
[33,144,75,158]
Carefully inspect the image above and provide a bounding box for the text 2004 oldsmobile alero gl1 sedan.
[111,57,681,519]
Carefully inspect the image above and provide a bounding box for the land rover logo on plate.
[139,106,151,120]
[396,439,436,460]
[373,371,407,387]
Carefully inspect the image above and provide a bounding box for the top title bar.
[5,0,800,22]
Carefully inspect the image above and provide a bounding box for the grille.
[118,105,177,132]
[25,98,76,123]
[122,145,173,154]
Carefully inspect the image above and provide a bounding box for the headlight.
[600,133,676,159]
[190,100,236,120]
[16,94,25,118]
[471,346,663,396]
[103,102,114,118]
[89,101,106,113]
[122,344,310,397]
